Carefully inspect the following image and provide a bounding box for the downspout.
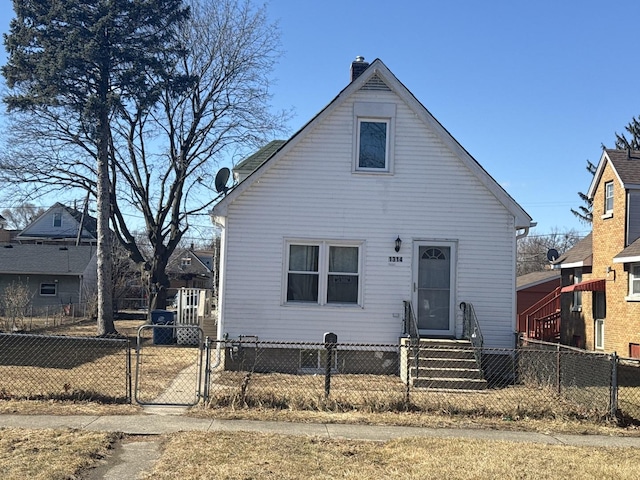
[514,221,536,345]
[516,221,536,240]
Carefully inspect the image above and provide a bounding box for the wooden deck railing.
[518,286,562,342]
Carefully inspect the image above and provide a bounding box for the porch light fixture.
[395,236,402,253]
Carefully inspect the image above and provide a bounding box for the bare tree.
[0,0,288,312]
[0,280,33,332]
[0,203,45,230]
[517,228,582,276]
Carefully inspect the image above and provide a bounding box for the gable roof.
[516,270,561,290]
[212,58,531,229]
[588,149,640,198]
[613,236,640,264]
[17,202,98,241]
[166,248,211,276]
[0,244,96,275]
[553,233,592,268]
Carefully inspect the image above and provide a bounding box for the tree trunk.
[95,65,117,336]
[148,254,171,313]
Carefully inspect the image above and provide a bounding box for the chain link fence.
[0,330,638,425]
[0,333,131,402]
[205,338,640,423]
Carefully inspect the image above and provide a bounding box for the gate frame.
[134,324,205,406]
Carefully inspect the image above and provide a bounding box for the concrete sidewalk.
[1,412,640,448]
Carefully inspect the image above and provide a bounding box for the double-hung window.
[53,212,62,228]
[286,241,362,306]
[604,181,614,214]
[628,263,640,300]
[354,102,395,173]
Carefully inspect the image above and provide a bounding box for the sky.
[1,1,639,240]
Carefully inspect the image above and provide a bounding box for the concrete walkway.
[1,412,640,448]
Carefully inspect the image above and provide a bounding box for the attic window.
[357,119,389,170]
[353,102,396,174]
[53,212,62,227]
[181,257,192,267]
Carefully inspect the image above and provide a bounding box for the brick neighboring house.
[556,150,640,357]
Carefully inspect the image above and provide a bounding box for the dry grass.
[0,346,130,402]
[206,370,615,422]
[142,431,640,480]
[0,427,117,480]
[0,399,141,415]
[190,406,640,436]
[135,344,202,403]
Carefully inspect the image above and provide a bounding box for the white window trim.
[571,268,583,312]
[283,239,364,307]
[626,263,640,301]
[595,318,604,350]
[40,282,57,297]
[53,212,62,228]
[353,102,396,174]
[604,181,614,214]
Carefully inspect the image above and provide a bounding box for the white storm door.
[413,242,456,336]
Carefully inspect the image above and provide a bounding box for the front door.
[413,242,456,336]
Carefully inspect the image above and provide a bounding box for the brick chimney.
[350,56,369,81]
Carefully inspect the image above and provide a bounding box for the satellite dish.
[546,248,559,262]
[214,167,231,194]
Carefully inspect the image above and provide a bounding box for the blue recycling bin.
[151,310,175,345]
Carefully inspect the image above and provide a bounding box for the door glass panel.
[417,246,451,331]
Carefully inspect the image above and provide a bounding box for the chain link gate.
[134,324,206,406]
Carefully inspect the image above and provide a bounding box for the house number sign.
[388,256,403,263]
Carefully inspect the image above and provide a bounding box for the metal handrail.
[460,302,483,369]
[403,300,420,341]
[403,301,420,379]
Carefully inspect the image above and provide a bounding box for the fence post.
[610,351,618,418]
[323,332,337,398]
[203,337,212,402]
[556,343,561,395]
[126,339,132,403]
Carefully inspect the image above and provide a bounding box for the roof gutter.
[516,221,537,240]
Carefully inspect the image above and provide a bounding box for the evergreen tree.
[2,0,190,335]
[1,0,286,315]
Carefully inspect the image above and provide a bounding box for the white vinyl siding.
[219,89,518,347]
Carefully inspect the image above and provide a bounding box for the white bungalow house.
[211,57,532,365]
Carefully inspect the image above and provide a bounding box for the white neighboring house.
[211,57,532,349]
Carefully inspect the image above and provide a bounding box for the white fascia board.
[587,151,625,199]
[558,261,584,269]
[613,256,640,264]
